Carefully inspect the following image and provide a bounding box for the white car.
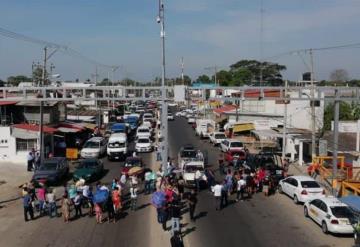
[107,133,127,160]
[209,132,227,146]
[188,115,196,124]
[220,139,244,152]
[304,197,355,234]
[167,113,174,121]
[136,126,151,139]
[279,175,325,204]
[135,137,153,152]
[80,137,107,158]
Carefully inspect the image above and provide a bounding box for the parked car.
[304,197,355,234]
[135,137,153,152]
[121,157,145,178]
[220,139,244,152]
[188,115,196,124]
[136,126,151,139]
[32,157,69,184]
[279,175,325,204]
[73,158,104,182]
[107,133,127,161]
[80,137,107,158]
[209,132,227,146]
[167,113,174,121]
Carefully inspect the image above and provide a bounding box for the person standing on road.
[221,180,229,209]
[61,194,71,223]
[73,191,82,218]
[46,188,57,218]
[106,194,115,223]
[177,176,185,200]
[195,169,202,192]
[212,182,223,211]
[95,203,103,224]
[145,170,152,194]
[26,152,34,172]
[37,185,46,216]
[34,152,40,170]
[170,200,181,236]
[187,190,198,221]
[130,185,138,211]
[236,176,246,202]
[23,188,34,222]
[112,187,121,220]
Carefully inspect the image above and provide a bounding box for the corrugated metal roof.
[12,124,57,134]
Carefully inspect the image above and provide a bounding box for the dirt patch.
[0,180,6,186]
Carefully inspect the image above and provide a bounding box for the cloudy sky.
[0,0,360,82]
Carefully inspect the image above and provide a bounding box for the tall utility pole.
[205,66,218,86]
[310,49,316,159]
[332,89,339,196]
[181,57,184,85]
[259,0,264,86]
[158,0,168,172]
[282,80,288,161]
[112,66,119,110]
[39,47,47,164]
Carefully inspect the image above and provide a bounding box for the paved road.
[0,115,354,247]
[168,115,353,247]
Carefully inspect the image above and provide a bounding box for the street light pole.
[158,0,168,172]
[310,49,316,160]
[39,47,47,164]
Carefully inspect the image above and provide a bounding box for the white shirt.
[212,184,223,197]
[27,153,33,161]
[237,179,246,191]
[195,170,202,180]
[130,187,138,198]
[120,174,127,184]
[82,185,90,197]
[131,176,138,185]
[46,193,55,203]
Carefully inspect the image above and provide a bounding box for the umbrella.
[93,189,109,204]
[128,166,143,176]
[151,191,166,208]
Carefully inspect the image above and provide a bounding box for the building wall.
[0,127,28,163]
[238,90,324,131]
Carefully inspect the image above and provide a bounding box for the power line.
[0,26,114,69]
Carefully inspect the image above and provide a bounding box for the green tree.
[97,78,111,85]
[7,75,32,86]
[196,74,211,83]
[214,70,232,86]
[323,102,354,131]
[174,75,192,86]
[229,59,286,86]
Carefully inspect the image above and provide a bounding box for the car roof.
[228,139,242,143]
[317,196,348,207]
[288,175,316,182]
[88,137,104,142]
[109,133,127,139]
[213,132,225,135]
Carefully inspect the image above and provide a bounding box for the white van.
[107,133,127,160]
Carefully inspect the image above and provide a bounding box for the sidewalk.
[0,162,32,204]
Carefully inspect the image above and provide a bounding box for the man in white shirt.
[130,186,138,211]
[236,176,246,202]
[195,170,202,192]
[211,182,223,211]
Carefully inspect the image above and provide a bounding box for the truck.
[195,119,215,139]
[177,145,207,187]
[124,114,139,131]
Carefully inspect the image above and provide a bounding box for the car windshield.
[181,150,197,158]
[108,141,125,148]
[331,206,354,219]
[83,141,100,148]
[138,129,149,133]
[38,161,58,171]
[230,142,243,148]
[78,160,98,168]
[138,139,150,143]
[185,166,204,173]
[215,134,226,139]
[125,159,142,167]
[301,181,320,188]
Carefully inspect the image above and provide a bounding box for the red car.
[225,150,246,165]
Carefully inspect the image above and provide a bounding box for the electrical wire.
[0,27,113,69]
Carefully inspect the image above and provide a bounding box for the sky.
[0,0,360,83]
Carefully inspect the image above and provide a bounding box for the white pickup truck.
[195,119,215,139]
[178,145,206,187]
